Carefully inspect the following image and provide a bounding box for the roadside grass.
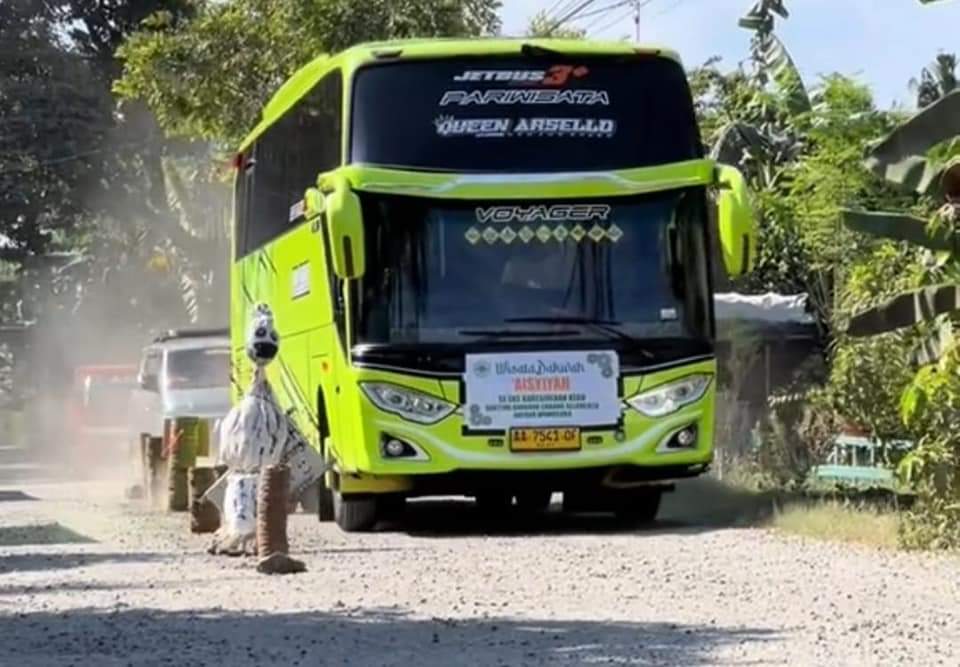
[661,476,790,527]
[771,501,900,549]
[663,476,903,550]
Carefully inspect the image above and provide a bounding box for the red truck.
[67,364,138,466]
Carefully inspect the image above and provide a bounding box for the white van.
[127,328,231,461]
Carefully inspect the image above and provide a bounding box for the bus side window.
[237,69,344,258]
[234,150,254,260]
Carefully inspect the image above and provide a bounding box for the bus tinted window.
[237,69,343,257]
[350,56,701,172]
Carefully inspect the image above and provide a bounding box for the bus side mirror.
[323,179,365,279]
[716,165,756,278]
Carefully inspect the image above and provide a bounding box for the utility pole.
[633,0,641,42]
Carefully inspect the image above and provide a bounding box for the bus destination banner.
[463,350,620,430]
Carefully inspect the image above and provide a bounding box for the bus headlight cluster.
[627,374,712,417]
[360,382,456,424]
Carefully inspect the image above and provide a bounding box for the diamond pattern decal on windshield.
[466,222,622,245]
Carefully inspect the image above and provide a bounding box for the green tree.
[109,0,502,327]
[525,10,586,39]
[838,34,960,547]
[115,0,503,146]
[0,0,108,257]
[689,1,921,477]
[910,53,957,108]
[51,1,223,332]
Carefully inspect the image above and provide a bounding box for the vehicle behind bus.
[127,329,232,468]
[69,364,138,464]
[230,39,755,531]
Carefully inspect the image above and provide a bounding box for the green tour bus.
[230,38,756,531]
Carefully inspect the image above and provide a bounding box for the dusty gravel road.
[1,464,959,666]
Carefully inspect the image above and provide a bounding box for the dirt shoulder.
[1,477,959,666]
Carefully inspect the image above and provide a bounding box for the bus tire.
[317,477,335,522]
[613,489,662,525]
[333,491,378,532]
[316,390,335,522]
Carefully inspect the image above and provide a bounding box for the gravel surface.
[2,472,960,666]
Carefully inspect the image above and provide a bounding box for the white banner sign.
[464,350,620,430]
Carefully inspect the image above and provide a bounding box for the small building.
[714,291,821,403]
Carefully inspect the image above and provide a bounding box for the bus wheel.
[515,490,552,514]
[613,489,663,525]
[333,491,378,532]
[316,476,335,522]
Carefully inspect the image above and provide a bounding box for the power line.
[543,0,597,35]
[575,0,635,23]
[588,0,657,39]
[542,0,581,23]
[539,0,582,29]
[652,0,694,18]
[590,5,638,36]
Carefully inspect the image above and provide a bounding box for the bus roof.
[240,37,682,153]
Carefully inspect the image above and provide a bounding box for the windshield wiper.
[458,327,581,339]
[503,317,654,358]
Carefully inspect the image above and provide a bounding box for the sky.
[499,0,960,109]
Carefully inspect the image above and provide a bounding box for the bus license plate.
[510,427,581,452]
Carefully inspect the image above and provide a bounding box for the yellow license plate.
[510,427,581,452]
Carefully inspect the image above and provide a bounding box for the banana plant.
[711,1,809,179]
[840,0,958,363]
[157,154,231,325]
[841,90,960,356]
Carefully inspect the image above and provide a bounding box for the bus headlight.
[360,382,456,425]
[627,374,712,417]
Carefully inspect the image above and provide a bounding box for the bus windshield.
[350,54,702,172]
[356,189,712,348]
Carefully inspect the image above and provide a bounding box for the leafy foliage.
[695,1,937,502]
[897,357,960,549]
[525,10,587,39]
[836,27,960,547]
[750,392,839,489]
[111,0,503,328]
[0,1,110,257]
[115,0,503,146]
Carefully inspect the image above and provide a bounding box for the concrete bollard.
[146,436,165,509]
[189,466,220,533]
[256,464,305,575]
